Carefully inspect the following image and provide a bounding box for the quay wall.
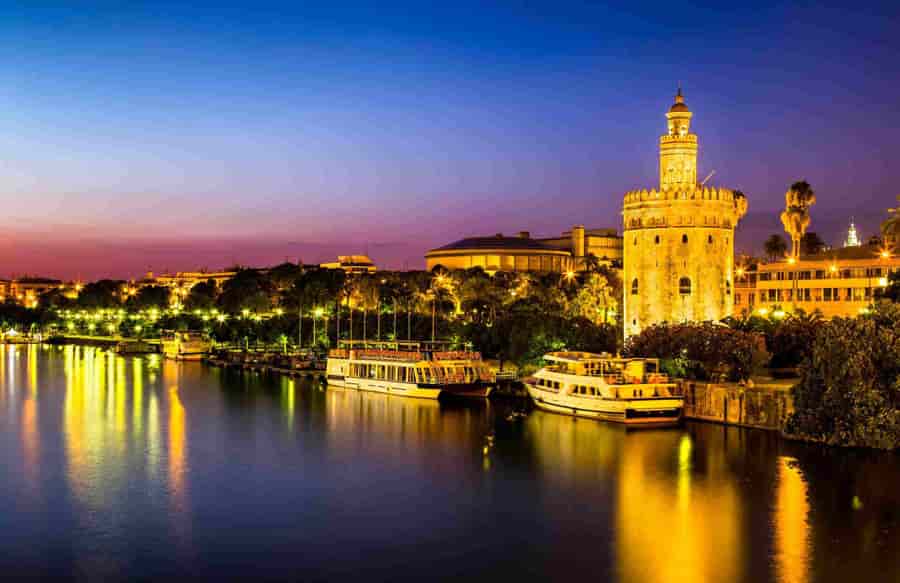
[679,379,795,431]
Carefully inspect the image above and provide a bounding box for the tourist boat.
[325,340,495,399]
[160,330,212,361]
[524,352,683,426]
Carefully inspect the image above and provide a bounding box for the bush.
[624,322,769,382]
[785,303,900,449]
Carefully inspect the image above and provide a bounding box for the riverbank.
[680,378,795,431]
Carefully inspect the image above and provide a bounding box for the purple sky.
[2,1,899,280]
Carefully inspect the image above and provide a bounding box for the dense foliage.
[724,310,821,370]
[623,322,769,381]
[6,259,621,371]
[785,303,900,450]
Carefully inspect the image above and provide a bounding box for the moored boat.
[325,340,495,400]
[160,330,212,361]
[524,352,683,426]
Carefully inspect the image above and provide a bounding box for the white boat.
[160,331,212,361]
[325,341,495,400]
[525,352,683,427]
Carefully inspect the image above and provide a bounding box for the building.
[539,227,623,266]
[425,226,622,274]
[7,277,66,308]
[319,255,377,274]
[734,245,899,318]
[845,220,860,247]
[150,269,238,305]
[622,89,748,337]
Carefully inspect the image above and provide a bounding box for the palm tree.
[764,234,788,261]
[582,253,601,274]
[881,194,900,249]
[780,180,817,259]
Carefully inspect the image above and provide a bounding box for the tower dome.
[668,88,690,113]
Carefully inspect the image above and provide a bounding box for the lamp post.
[313,307,324,348]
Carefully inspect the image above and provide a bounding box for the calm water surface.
[1,345,898,581]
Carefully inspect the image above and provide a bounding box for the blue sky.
[2,1,899,277]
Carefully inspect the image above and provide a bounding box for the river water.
[1,345,898,581]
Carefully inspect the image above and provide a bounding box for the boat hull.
[327,376,443,400]
[439,382,494,399]
[526,384,683,427]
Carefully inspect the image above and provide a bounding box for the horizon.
[3,1,899,280]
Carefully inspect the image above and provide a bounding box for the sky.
[2,1,899,280]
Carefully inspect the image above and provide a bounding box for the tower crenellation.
[622,89,747,338]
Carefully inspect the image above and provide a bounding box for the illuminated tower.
[622,90,748,338]
[844,220,860,247]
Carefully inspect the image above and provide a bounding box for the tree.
[127,285,171,311]
[38,288,74,310]
[800,232,826,256]
[780,180,817,259]
[185,279,218,310]
[764,234,788,261]
[624,323,769,381]
[877,271,900,303]
[267,262,303,291]
[76,280,124,309]
[216,269,274,314]
[785,303,900,449]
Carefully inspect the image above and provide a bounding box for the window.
[682,234,688,244]
[655,235,660,244]
[631,278,639,295]
[679,277,692,295]
[708,235,713,244]
[726,280,732,295]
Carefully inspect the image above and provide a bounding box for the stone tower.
[622,90,747,338]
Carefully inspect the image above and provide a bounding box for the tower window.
[679,277,692,295]
[655,235,660,244]
[631,278,639,295]
[633,236,637,246]
[682,234,688,244]
[726,280,732,295]
[708,235,713,244]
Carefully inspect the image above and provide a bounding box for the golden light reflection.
[774,456,810,583]
[168,385,186,503]
[282,378,296,429]
[617,431,742,583]
[21,388,39,495]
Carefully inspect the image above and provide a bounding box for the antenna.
[701,170,716,186]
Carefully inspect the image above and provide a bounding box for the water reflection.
[775,457,810,583]
[0,346,898,581]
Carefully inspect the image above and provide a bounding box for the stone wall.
[679,379,795,431]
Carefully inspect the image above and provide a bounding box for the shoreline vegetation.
[1,261,898,450]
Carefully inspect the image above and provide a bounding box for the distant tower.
[622,89,748,338]
[844,220,860,247]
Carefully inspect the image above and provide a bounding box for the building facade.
[623,90,747,337]
[319,255,377,273]
[425,226,622,274]
[734,245,899,318]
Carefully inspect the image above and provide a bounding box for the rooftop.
[428,235,569,253]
